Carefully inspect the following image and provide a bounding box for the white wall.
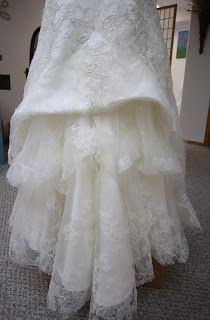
[171,20,191,113]
[157,0,192,113]
[180,12,210,143]
[0,0,45,122]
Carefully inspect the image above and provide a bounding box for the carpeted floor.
[0,144,209,320]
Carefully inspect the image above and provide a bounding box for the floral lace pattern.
[7,105,202,319]
[8,0,181,164]
[6,1,203,319]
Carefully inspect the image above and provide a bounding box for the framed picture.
[176,30,189,59]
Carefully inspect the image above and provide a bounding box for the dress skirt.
[6,1,202,319]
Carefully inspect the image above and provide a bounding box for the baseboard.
[184,139,204,146]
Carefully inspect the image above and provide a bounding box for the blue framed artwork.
[176,30,189,59]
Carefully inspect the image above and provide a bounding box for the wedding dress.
[6,0,202,319]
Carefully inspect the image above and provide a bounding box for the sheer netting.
[7,103,202,319]
[6,0,202,319]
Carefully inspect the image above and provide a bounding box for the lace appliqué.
[69,124,98,157]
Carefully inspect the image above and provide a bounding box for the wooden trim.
[184,139,204,146]
[170,4,177,64]
[204,103,210,147]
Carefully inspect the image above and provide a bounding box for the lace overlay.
[6,1,202,319]
[8,0,181,164]
[7,103,202,319]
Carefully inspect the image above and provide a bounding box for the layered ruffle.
[6,101,202,319]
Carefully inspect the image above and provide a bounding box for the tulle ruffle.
[6,101,202,319]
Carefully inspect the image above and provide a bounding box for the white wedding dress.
[6,0,202,319]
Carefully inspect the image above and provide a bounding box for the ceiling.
[157,0,192,21]
[157,0,187,8]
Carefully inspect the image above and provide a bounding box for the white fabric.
[6,1,202,319]
[8,0,181,164]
